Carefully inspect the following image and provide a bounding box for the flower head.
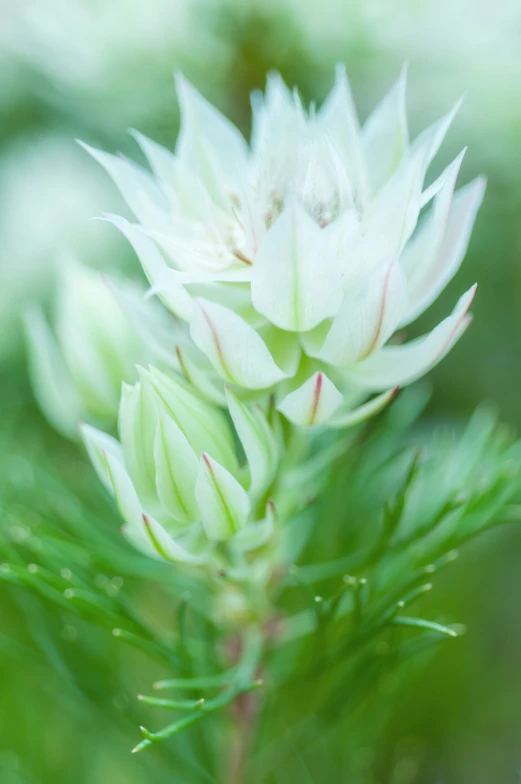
[85,66,485,426]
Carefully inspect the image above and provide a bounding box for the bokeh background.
[1,0,521,781]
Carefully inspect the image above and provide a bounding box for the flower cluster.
[82,368,279,583]
[84,66,484,427]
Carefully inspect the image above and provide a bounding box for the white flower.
[81,367,278,565]
[85,66,485,427]
[24,260,176,439]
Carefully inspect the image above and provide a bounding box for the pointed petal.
[104,215,194,321]
[278,372,344,426]
[362,146,427,263]
[104,274,183,369]
[362,100,462,264]
[326,388,399,428]
[104,450,145,532]
[411,98,463,172]
[23,307,83,439]
[319,256,407,366]
[195,453,251,541]
[130,130,207,219]
[225,387,279,499]
[175,343,226,406]
[80,424,124,491]
[139,513,206,563]
[318,64,367,205]
[362,64,409,195]
[190,299,287,389]
[148,366,237,472]
[345,285,476,390]
[175,74,248,198]
[118,378,158,505]
[231,500,276,552]
[402,168,485,325]
[79,142,169,227]
[252,200,343,332]
[154,412,199,525]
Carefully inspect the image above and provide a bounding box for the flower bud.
[24,260,155,438]
[81,368,280,564]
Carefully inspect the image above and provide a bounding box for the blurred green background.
[1,0,521,781]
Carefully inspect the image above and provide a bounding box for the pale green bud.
[82,368,280,564]
[25,260,149,438]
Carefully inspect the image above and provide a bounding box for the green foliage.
[2,383,520,782]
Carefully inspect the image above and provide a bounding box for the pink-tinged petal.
[345,285,476,391]
[195,453,251,541]
[326,388,399,429]
[190,298,287,389]
[318,256,407,367]
[278,372,344,426]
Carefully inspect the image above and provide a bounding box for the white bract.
[85,66,485,426]
[24,260,175,438]
[81,368,278,566]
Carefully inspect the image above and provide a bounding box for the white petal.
[318,64,367,205]
[105,215,194,321]
[80,424,124,491]
[402,168,485,325]
[362,147,427,263]
[362,100,462,265]
[190,299,287,389]
[278,372,344,426]
[345,285,476,390]
[154,412,199,525]
[195,454,251,541]
[362,64,409,195]
[23,307,83,439]
[175,74,248,198]
[130,131,207,219]
[319,257,407,366]
[79,142,169,228]
[252,200,343,332]
[258,325,302,377]
[410,98,463,173]
[225,387,279,499]
[326,388,399,428]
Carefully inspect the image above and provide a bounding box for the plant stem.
[224,626,264,784]
[226,676,262,784]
